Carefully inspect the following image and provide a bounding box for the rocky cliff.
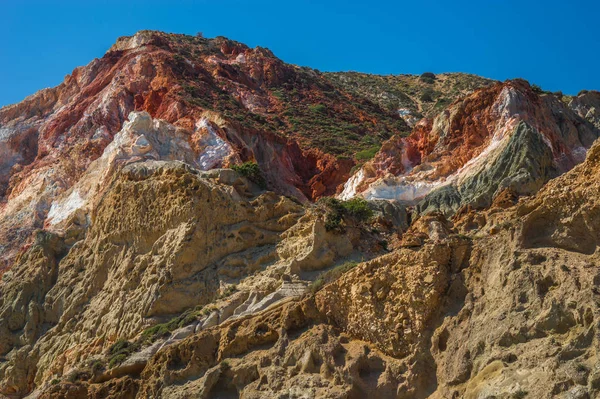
[341,80,599,216]
[1,30,600,399]
[0,30,412,272]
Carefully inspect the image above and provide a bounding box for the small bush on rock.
[108,354,128,369]
[420,88,435,102]
[355,145,380,161]
[342,198,374,220]
[232,162,267,189]
[309,103,327,114]
[420,72,436,84]
[107,339,138,368]
[90,360,105,374]
[140,306,205,345]
[322,197,374,232]
[532,84,544,94]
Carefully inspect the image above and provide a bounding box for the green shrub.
[140,306,205,345]
[310,278,325,293]
[341,198,374,220]
[91,360,105,374]
[108,354,128,369]
[512,390,528,399]
[107,339,138,369]
[324,211,343,232]
[420,72,436,84]
[67,370,91,383]
[231,162,267,189]
[217,285,238,299]
[140,324,170,344]
[271,89,285,100]
[355,145,380,161]
[308,104,327,114]
[109,339,131,356]
[322,197,373,232]
[531,84,543,94]
[420,88,435,102]
[433,98,451,112]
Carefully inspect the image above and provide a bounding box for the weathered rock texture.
[342,80,599,216]
[0,30,409,271]
[1,30,600,399]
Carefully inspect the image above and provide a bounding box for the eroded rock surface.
[1,30,600,399]
[342,80,599,217]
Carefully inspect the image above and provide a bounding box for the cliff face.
[341,80,599,216]
[11,140,600,398]
[0,30,411,271]
[1,30,600,399]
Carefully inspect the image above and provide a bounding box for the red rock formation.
[0,31,407,271]
[342,79,599,203]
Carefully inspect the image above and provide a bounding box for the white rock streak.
[46,191,85,225]
[45,112,235,227]
[339,169,364,200]
[196,118,235,170]
[340,86,528,203]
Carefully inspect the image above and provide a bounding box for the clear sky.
[1,0,599,107]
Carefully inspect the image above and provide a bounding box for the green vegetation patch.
[140,306,207,345]
[232,162,267,189]
[308,103,327,114]
[355,145,381,161]
[420,72,436,84]
[107,339,139,368]
[217,285,238,300]
[531,84,544,94]
[322,197,374,232]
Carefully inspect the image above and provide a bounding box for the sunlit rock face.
[3,29,600,399]
[342,80,599,215]
[0,30,404,271]
[43,111,241,230]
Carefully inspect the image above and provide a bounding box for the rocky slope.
[341,80,599,216]
[0,30,411,272]
[1,30,600,399]
[326,71,494,124]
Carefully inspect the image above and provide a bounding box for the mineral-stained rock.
[342,80,599,216]
[0,159,304,396]
[0,30,408,272]
[2,29,600,399]
[417,120,559,215]
[429,138,600,398]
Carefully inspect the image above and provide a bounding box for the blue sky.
[1,0,598,107]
